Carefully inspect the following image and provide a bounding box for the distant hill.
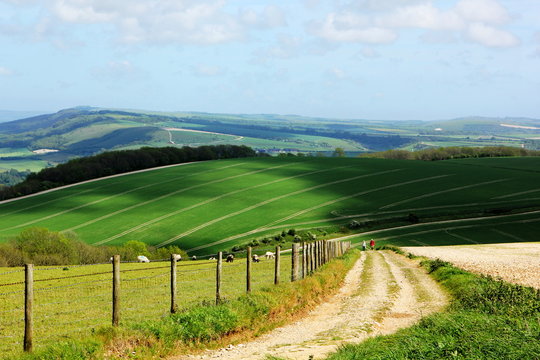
[0,107,539,176]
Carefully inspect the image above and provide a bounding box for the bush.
[422,258,451,274]
[11,228,80,265]
[149,246,188,261]
[378,244,404,255]
[1,228,189,267]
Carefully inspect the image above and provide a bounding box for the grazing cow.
[226,254,234,263]
[264,251,275,259]
[252,254,260,263]
[191,255,197,261]
[137,255,150,263]
[209,257,216,260]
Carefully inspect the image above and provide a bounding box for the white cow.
[137,255,150,263]
[265,251,275,259]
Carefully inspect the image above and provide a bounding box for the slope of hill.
[1,157,539,254]
[1,107,539,180]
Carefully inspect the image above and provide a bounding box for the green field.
[1,157,539,255]
[0,254,293,357]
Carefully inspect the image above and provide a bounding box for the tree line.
[362,146,540,161]
[0,145,257,201]
[0,228,187,266]
[0,169,32,187]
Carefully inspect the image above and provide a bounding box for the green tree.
[333,147,345,157]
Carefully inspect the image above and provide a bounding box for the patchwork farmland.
[1,156,539,253]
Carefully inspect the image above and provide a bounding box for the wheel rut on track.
[173,251,448,360]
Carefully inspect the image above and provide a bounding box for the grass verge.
[9,250,360,360]
[327,255,540,360]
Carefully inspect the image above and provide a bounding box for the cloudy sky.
[0,0,538,120]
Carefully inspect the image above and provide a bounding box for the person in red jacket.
[370,239,375,250]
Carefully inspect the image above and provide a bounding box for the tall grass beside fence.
[110,248,360,358]
[327,256,540,360]
[2,241,352,359]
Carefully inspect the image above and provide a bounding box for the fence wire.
[0,242,346,357]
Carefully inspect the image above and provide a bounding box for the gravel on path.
[173,250,447,360]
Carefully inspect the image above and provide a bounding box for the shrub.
[378,244,404,255]
[422,258,451,274]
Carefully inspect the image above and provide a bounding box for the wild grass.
[0,255,292,359]
[6,250,360,360]
[326,257,540,360]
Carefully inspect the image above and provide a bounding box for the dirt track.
[403,242,540,289]
[174,251,447,360]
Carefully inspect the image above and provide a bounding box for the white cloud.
[466,22,519,47]
[2,0,285,45]
[347,0,427,12]
[309,0,519,48]
[310,13,397,44]
[0,66,14,76]
[240,5,286,29]
[192,64,223,77]
[455,0,510,25]
[376,3,464,30]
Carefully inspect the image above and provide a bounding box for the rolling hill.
[1,156,539,255]
[1,107,540,179]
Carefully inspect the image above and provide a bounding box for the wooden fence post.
[24,264,33,353]
[274,246,281,285]
[112,255,120,327]
[310,242,315,273]
[291,243,299,282]
[170,254,178,314]
[313,241,317,270]
[319,241,323,266]
[216,252,222,304]
[302,242,306,279]
[246,247,252,293]
[306,243,311,275]
[317,241,321,268]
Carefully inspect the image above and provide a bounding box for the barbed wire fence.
[0,240,351,356]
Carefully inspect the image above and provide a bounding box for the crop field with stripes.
[1,156,540,253]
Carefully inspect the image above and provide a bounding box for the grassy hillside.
[1,108,539,180]
[1,157,539,254]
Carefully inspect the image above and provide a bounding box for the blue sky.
[0,0,538,120]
